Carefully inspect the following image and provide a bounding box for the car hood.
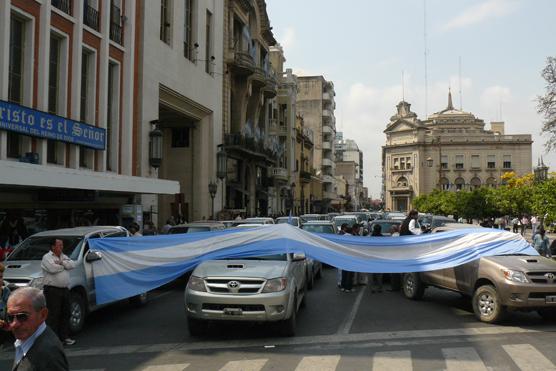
[3,260,44,279]
[193,259,288,279]
[484,255,556,271]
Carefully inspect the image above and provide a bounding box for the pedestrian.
[7,287,69,370]
[338,224,355,292]
[0,262,11,346]
[369,225,384,293]
[511,217,519,233]
[533,228,551,258]
[389,225,400,236]
[520,215,529,236]
[351,224,367,285]
[161,216,176,234]
[41,239,76,346]
[400,210,422,236]
[531,215,538,236]
[142,221,157,236]
[128,223,142,237]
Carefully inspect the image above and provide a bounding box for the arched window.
[486,177,497,188]
[439,177,450,191]
[454,177,465,191]
[397,176,408,187]
[470,177,481,189]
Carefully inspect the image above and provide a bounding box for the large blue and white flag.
[88,224,536,305]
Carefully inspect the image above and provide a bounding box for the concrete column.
[96,0,111,172]
[0,1,10,159]
[120,0,136,176]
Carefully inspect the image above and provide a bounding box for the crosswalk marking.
[142,365,189,371]
[218,358,268,371]
[442,347,487,371]
[294,355,341,371]
[372,350,412,371]
[503,344,556,371]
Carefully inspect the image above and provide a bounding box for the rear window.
[242,254,288,261]
[276,218,299,226]
[301,225,335,234]
[168,227,189,234]
[371,222,400,233]
[8,236,83,261]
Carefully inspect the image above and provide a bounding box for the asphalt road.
[1,268,556,370]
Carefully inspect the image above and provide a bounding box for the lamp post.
[149,120,163,168]
[216,145,227,212]
[290,182,296,215]
[208,181,217,219]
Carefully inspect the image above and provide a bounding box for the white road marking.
[502,344,556,371]
[218,358,268,371]
[442,347,487,371]
[142,364,190,371]
[372,350,412,371]
[337,287,365,334]
[294,355,341,371]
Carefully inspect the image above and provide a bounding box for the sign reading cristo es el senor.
[0,100,106,150]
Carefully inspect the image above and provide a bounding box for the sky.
[266,0,556,198]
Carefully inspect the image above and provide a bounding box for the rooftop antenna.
[402,70,405,102]
[458,56,463,110]
[423,0,429,117]
[499,93,503,121]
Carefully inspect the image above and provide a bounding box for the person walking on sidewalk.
[520,215,529,236]
[369,224,384,293]
[533,228,551,258]
[41,239,77,346]
[531,215,538,237]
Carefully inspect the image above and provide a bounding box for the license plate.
[546,296,556,303]
[223,308,243,315]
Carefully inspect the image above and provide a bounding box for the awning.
[0,160,179,195]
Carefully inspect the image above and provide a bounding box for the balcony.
[250,66,266,88]
[322,141,331,150]
[322,174,335,184]
[271,167,288,182]
[269,121,288,136]
[300,170,312,183]
[84,4,100,31]
[229,50,255,76]
[263,73,277,98]
[323,190,337,200]
[323,92,332,102]
[52,0,72,15]
[322,109,333,121]
[323,125,334,135]
[224,133,278,163]
[322,158,334,168]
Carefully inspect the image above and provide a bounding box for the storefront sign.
[0,100,105,150]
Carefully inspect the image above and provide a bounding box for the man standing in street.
[7,287,69,370]
[41,239,76,346]
[400,210,422,236]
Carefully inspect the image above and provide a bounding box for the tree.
[538,56,556,150]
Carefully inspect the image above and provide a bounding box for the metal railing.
[84,4,100,31]
[110,5,123,44]
[52,0,72,15]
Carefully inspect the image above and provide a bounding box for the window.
[393,157,399,170]
[79,146,89,168]
[172,127,190,147]
[47,139,58,164]
[441,155,448,169]
[84,0,100,31]
[406,156,412,169]
[455,155,464,169]
[183,0,194,60]
[471,155,480,169]
[110,0,123,44]
[400,157,406,170]
[106,62,119,171]
[455,177,465,190]
[503,155,512,169]
[205,10,212,74]
[48,35,61,115]
[80,51,92,123]
[7,16,25,159]
[487,155,496,169]
[440,177,450,190]
[160,0,171,44]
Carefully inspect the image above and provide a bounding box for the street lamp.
[290,182,296,215]
[216,145,227,211]
[208,181,217,219]
[149,120,163,168]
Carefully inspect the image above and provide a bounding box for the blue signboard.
[0,100,106,150]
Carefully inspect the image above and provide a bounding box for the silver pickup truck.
[402,224,556,323]
[3,226,147,333]
[185,252,307,336]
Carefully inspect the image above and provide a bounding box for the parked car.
[234,217,275,226]
[300,221,336,235]
[384,211,406,221]
[332,215,359,232]
[402,223,556,323]
[419,214,458,229]
[300,221,335,283]
[300,214,329,222]
[3,226,147,334]
[185,252,307,337]
[368,219,402,236]
[275,216,301,227]
[168,222,226,234]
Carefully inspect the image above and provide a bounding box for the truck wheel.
[402,273,425,300]
[279,297,297,337]
[129,292,148,307]
[69,292,86,334]
[472,285,506,323]
[537,308,556,321]
[187,318,206,337]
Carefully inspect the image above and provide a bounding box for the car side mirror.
[292,253,306,261]
[85,251,103,263]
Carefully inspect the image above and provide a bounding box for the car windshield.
[334,218,357,227]
[186,227,211,233]
[8,236,83,261]
[371,222,400,233]
[241,254,288,261]
[301,225,335,234]
[301,215,319,222]
[276,218,298,226]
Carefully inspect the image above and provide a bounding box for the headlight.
[262,278,288,293]
[502,269,529,283]
[187,276,207,292]
[29,277,44,289]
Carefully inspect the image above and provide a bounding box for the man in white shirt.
[400,210,422,236]
[41,239,77,346]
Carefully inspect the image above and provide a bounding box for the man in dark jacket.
[7,287,68,371]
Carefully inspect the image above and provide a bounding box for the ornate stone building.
[382,92,533,212]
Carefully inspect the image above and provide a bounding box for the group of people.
[0,238,75,370]
[337,210,424,294]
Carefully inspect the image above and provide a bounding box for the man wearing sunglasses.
[41,239,77,346]
[7,287,69,370]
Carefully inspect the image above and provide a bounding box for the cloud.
[279,26,296,50]
[442,0,519,31]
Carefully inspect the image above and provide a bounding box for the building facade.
[136,0,224,224]
[382,92,533,212]
[296,75,336,212]
[335,134,364,210]
[0,0,178,238]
